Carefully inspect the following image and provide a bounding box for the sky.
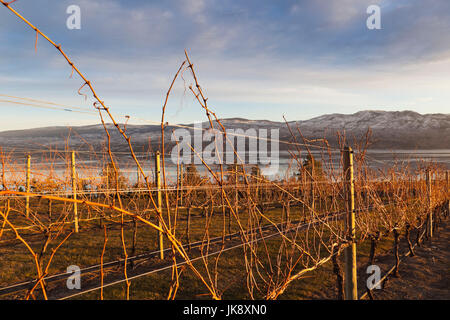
[0,0,449,131]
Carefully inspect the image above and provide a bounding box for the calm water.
[2,150,449,187]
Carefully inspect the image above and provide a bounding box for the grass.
[0,183,446,300]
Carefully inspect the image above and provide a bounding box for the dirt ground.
[368,221,450,300]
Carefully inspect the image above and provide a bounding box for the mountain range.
[0,110,448,153]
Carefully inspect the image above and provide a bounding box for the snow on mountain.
[294,110,448,130]
[0,110,448,151]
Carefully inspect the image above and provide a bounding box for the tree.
[184,164,202,186]
[251,165,261,178]
[300,154,325,180]
[226,162,244,184]
[100,161,128,190]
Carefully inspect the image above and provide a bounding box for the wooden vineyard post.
[447,171,450,215]
[155,151,164,260]
[136,165,140,187]
[255,168,260,202]
[391,172,395,194]
[71,151,79,233]
[25,155,31,219]
[179,163,183,206]
[409,176,413,197]
[343,146,358,300]
[105,165,109,200]
[310,159,315,214]
[426,169,433,238]
[235,164,238,217]
[446,171,449,196]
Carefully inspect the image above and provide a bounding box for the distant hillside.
[0,110,448,152]
[290,110,450,149]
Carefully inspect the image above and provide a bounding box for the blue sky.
[0,0,449,131]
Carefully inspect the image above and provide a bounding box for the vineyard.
[0,0,449,301]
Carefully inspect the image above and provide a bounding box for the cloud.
[0,0,449,130]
